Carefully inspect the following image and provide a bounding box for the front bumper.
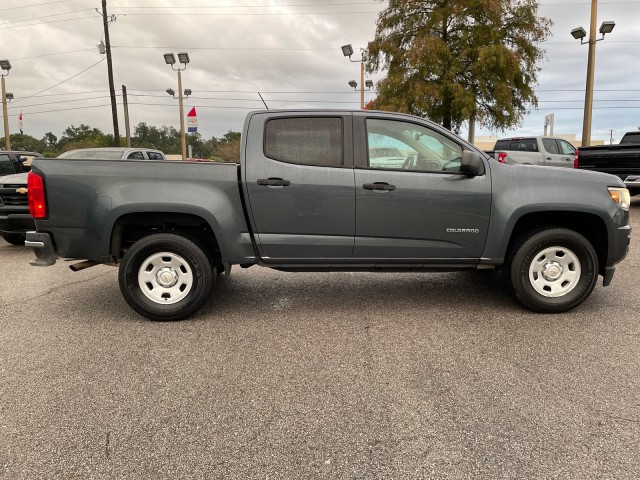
[0,212,35,235]
[25,231,58,266]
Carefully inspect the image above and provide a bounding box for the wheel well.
[506,211,608,275]
[110,212,220,263]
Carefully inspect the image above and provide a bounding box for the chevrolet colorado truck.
[25,110,631,321]
[486,136,576,167]
[575,132,640,196]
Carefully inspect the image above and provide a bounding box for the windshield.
[58,149,126,160]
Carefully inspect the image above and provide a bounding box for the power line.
[13,49,97,61]
[7,95,113,110]
[115,11,379,16]
[12,58,106,105]
[0,9,94,25]
[113,45,339,51]
[0,0,75,11]
[111,1,379,8]
[0,15,97,29]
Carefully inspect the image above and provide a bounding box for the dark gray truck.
[26,110,631,321]
[575,132,640,196]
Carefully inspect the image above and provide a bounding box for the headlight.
[608,187,630,211]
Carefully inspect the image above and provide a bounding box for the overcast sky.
[1,0,638,144]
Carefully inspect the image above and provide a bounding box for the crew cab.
[487,136,576,167]
[25,110,631,321]
[575,132,640,196]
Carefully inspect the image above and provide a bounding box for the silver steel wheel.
[137,252,194,305]
[528,246,581,298]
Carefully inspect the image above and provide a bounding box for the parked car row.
[484,133,640,196]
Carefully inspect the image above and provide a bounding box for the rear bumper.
[25,231,58,266]
[0,212,35,235]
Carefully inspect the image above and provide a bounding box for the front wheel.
[118,233,215,321]
[505,228,598,313]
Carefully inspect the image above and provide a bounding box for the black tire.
[2,233,26,246]
[118,233,215,321]
[505,228,598,313]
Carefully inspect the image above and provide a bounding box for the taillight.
[574,149,580,169]
[28,171,47,219]
[497,152,508,163]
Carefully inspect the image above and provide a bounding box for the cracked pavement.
[1,198,639,479]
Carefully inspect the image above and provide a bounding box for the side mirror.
[460,150,484,177]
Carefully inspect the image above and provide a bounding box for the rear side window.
[264,117,343,167]
[542,139,559,154]
[495,139,538,152]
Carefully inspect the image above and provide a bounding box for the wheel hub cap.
[528,246,581,298]
[156,267,178,288]
[137,252,194,305]
[541,261,563,281]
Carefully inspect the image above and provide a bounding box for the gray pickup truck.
[488,136,576,168]
[26,110,631,321]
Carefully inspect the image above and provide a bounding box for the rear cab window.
[264,117,343,167]
[495,139,539,152]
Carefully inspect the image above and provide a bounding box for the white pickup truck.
[487,136,576,168]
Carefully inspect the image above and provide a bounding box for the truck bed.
[30,158,255,263]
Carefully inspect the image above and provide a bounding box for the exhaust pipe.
[69,260,99,272]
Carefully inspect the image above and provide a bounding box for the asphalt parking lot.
[1,200,639,479]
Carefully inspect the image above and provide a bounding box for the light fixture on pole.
[571,0,615,147]
[341,44,373,109]
[164,52,190,160]
[1,59,11,151]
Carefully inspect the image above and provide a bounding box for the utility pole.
[101,0,120,146]
[122,85,131,147]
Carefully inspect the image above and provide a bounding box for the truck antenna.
[257,92,269,110]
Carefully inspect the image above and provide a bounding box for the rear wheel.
[505,228,598,313]
[2,233,26,246]
[118,233,215,321]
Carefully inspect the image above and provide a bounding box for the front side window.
[559,140,576,155]
[0,154,13,175]
[264,117,343,167]
[366,119,463,173]
[147,151,164,160]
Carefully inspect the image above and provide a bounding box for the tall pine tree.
[367,0,551,132]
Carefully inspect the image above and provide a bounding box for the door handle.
[257,178,291,187]
[363,182,396,191]
[546,157,552,160]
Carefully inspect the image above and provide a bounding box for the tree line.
[1,123,241,161]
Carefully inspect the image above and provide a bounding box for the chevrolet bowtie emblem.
[16,188,28,194]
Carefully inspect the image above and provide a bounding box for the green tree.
[58,124,112,151]
[133,122,180,154]
[367,0,551,132]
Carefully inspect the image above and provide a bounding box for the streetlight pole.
[341,44,373,109]
[583,0,598,147]
[571,1,615,147]
[177,69,186,160]
[163,52,190,160]
[0,59,11,151]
